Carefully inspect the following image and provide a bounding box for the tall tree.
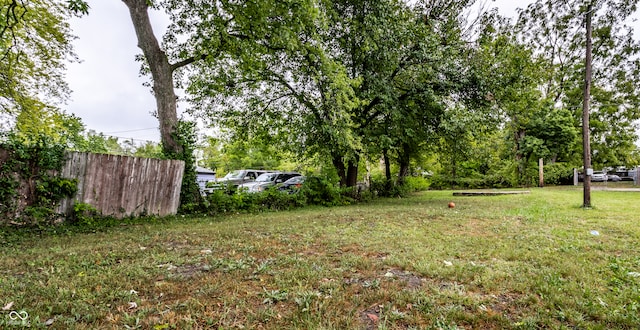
[182,0,361,186]
[472,26,551,184]
[120,0,184,155]
[186,0,476,187]
[517,0,640,169]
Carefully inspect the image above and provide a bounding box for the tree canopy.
[7,0,640,192]
[1,0,86,117]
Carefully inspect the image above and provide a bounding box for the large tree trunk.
[121,0,182,155]
[332,154,347,187]
[398,143,411,185]
[382,148,392,193]
[346,157,359,187]
[332,153,359,188]
[383,148,391,181]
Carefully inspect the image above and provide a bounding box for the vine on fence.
[162,120,203,214]
[0,133,77,226]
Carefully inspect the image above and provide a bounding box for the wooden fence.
[57,152,185,218]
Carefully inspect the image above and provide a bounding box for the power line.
[103,127,158,134]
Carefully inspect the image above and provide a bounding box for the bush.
[0,133,77,226]
[369,178,409,197]
[255,187,306,211]
[541,163,575,185]
[203,175,350,214]
[428,174,511,190]
[206,190,240,214]
[403,176,430,192]
[301,177,344,206]
[70,202,100,227]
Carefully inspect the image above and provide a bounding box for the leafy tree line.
[3,0,640,200]
[176,0,640,188]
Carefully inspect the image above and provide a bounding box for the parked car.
[278,176,306,193]
[591,171,608,182]
[238,172,302,193]
[607,174,622,182]
[196,166,216,193]
[204,169,271,194]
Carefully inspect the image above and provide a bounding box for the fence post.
[539,158,544,187]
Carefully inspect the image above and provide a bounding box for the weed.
[261,289,288,305]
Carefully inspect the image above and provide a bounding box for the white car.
[237,172,301,193]
[591,171,608,182]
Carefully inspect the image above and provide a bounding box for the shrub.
[302,177,343,206]
[255,187,306,211]
[70,202,99,227]
[206,190,239,214]
[0,133,77,226]
[428,174,511,190]
[369,178,409,197]
[403,176,430,192]
[541,163,575,185]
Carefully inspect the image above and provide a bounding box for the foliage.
[0,0,86,118]
[163,120,202,214]
[301,176,345,207]
[216,139,283,173]
[203,176,350,214]
[369,178,409,198]
[205,189,307,215]
[428,173,512,190]
[133,141,163,158]
[13,106,86,147]
[182,0,477,187]
[70,202,99,227]
[403,176,430,192]
[0,132,77,225]
[516,0,640,169]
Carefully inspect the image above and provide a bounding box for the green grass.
[2,188,640,329]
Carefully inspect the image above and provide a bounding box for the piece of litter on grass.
[443,260,453,267]
[384,271,394,278]
[200,249,212,254]
[128,302,138,309]
[2,301,14,311]
[129,289,138,295]
[157,263,177,271]
[598,298,607,307]
[45,318,55,326]
[590,230,600,236]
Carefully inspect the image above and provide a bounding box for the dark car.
[278,176,306,193]
[238,172,302,193]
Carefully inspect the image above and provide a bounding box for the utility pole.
[582,3,593,208]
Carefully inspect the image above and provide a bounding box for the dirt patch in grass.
[384,268,425,290]
[360,304,382,330]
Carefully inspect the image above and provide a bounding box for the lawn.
[1,188,640,329]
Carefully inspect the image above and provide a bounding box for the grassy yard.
[1,188,640,329]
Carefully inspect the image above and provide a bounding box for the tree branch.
[170,53,208,72]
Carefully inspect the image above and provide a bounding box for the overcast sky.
[63,0,537,144]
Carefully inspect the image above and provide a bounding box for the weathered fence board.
[57,152,184,218]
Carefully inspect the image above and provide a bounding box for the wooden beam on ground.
[453,191,531,196]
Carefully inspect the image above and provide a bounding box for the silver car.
[238,172,302,193]
[591,171,608,182]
